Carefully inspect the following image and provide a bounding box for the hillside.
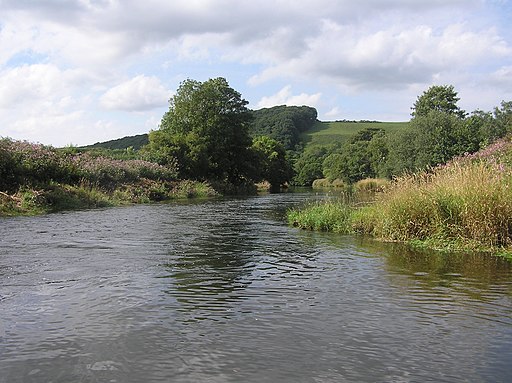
[86,119,407,151]
[83,133,149,150]
[302,120,408,147]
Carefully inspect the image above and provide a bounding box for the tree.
[249,105,318,150]
[410,110,462,168]
[147,78,254,184]
[322,128,386,183]
[292,145,328,186]
[411,85,466,118]
[251,136,292,191]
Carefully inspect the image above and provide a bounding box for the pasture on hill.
[302,121,408,147]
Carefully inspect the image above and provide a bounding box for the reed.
[356,161,512,251]
[288,200,353,233]
[353,178,389,193]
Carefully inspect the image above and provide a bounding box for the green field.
[301,121,408,147]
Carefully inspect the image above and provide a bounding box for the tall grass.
[290,136,512,254]
[353,178,389,193]
[356,161,512,251]
[288,200,353,233]
[312,178,346,189]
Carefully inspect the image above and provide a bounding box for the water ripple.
[1,195,511,383]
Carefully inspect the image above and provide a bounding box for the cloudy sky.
[0,0,511,146]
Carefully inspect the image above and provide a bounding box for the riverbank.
[288,137,512,258]
[0,179,218,217]
[0,138,220,217]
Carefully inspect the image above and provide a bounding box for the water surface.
[1,193,511,382]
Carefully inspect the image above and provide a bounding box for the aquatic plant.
[288,200,353,233]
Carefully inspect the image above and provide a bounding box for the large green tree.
[411,85,466,118]
[147,78,254,184]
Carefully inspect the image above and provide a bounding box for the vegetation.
[289,85,512,256]
[290,136,512,256]
[249,105,318,150]
[144,77,294,191]
[250,135,292,191]
[301,120,406,147]
[83,133,149,151]
[0,138,215,216]
[411,84,466,118]
[145,78,254,184]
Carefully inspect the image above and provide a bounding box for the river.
[1,192,511,382]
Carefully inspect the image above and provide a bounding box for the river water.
[1,192,511,383]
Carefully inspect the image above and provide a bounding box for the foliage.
[83,134,149,151]
[0,137,208,216]
[250,135,292,190]
[321,128,387,183]
[146,77,254,185]
[292,145,329,186]
[289,135,512,254]
[411,84,466,118]
[0,138,178,193]
[250,105,317,150]
[312,178,346,189]
[354,157,512,251]
[72,153,178,190]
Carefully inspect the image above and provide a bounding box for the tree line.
[293,85,512,185]
[143,78,512,191]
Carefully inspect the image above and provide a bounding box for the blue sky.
[0,0,511,147]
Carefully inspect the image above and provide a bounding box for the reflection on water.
[0,193,511,383]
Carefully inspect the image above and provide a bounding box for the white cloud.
[250,20,511,91]
[257,86,321,109]
[325,107,342,119]
[0,0,510,145]
[491,66,512,89]
[100,75,170,111]
[0,64,72,108]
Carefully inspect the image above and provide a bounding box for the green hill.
[84,118,408,152]
[83,133,149,150]
[302,120,408,147]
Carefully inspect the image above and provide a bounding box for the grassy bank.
[289,137,512,257]
[0,138,217,216]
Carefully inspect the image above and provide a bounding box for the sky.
[0,0,511,147]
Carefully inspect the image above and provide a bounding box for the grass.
[0,180,219,217]
[359,161,512,252]
[354,178,390,193]
[301,121,408,147]
[312,178,347,189]
[288,136,512,257]
[288,200,353,233]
